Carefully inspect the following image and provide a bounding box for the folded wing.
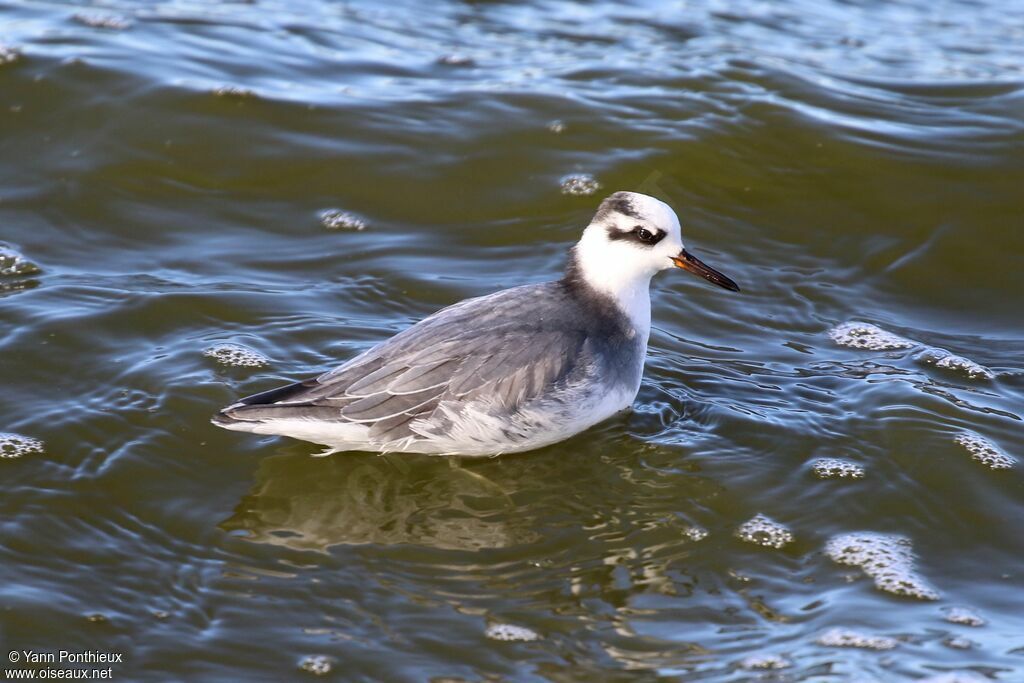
[218,284,589,443]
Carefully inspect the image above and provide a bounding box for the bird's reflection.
[221,449,551,552]
[218,415,710,555]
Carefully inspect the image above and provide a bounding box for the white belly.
[221,382,638,457]
[403,384,638,456]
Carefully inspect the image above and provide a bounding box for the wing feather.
[385,358,460,395]
[340,388,441,422]
[344,363,408,397]
[222,283,594,443]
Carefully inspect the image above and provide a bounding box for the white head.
[568,192,739,322]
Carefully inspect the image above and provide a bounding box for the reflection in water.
[220,433,726,579]
[222,451,542,551]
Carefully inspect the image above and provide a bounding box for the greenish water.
[2,0,1023,680]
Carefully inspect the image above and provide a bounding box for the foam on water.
[943,636,974,650]
[437,53,474,66]
[943,606,986,627]
[297,655,333,676]
[830,322,994,380]
[953,432,1015,470]
[203,343,270,368]
[828,322,915,351]
[72,14,132,30]
[816,628,898,650]
[213,86,257,99]
[734,514,794,549]
[560,174,600,196]
[547,120,566,134]
[0,433,45,459]
[0,244,41,278]
[916,348,995,380]
[320,209,368,231]
[825,532,939,600]
[683,525,709,542]
[484,623,541,642]
[0,45,20,65]
[811,458,865,479]
[738,653,791,670]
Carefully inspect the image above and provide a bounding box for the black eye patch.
[606,224,664,246]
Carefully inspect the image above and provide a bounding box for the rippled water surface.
[2,0,1023,680]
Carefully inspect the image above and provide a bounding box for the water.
[2,0,1023,680]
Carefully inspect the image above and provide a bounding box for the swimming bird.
[213,191,739,456]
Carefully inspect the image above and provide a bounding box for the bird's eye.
[634,226,655,242]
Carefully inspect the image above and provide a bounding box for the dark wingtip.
[211,410,240,426]
[235,378,318,407]
[212,377,329,428]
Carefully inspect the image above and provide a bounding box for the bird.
[212,191,739,456]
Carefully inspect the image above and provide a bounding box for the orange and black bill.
[671,249,740,292]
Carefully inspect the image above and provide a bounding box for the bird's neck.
[563,244,653,340]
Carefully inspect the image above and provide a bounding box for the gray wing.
[222,283,590,442]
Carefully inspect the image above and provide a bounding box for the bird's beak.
[670,249,740,292]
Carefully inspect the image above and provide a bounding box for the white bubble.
[298,655,333,676]
[560,173,601,196]
[547,120,566,134]
[0,244,41,277]
[825,532,938,600]
[684,525,709,542]
[739,653,791,670]
[828,322,915,351]
[0,433,44,459]
[829,322,996,381]
[203,343,270,368]
[953,432,1015,470]
[485,623,541,642]
[916,348,995,380]
[320,209,368,231]
[0,45,20,66]
[943,606,985,627]
[735,514,794,549]
[73,14,132,30]
[213,86,257,99]
[943,635,974,650]
[816,627,897,650]
[811,458,865,479]
[437,54,474,66]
